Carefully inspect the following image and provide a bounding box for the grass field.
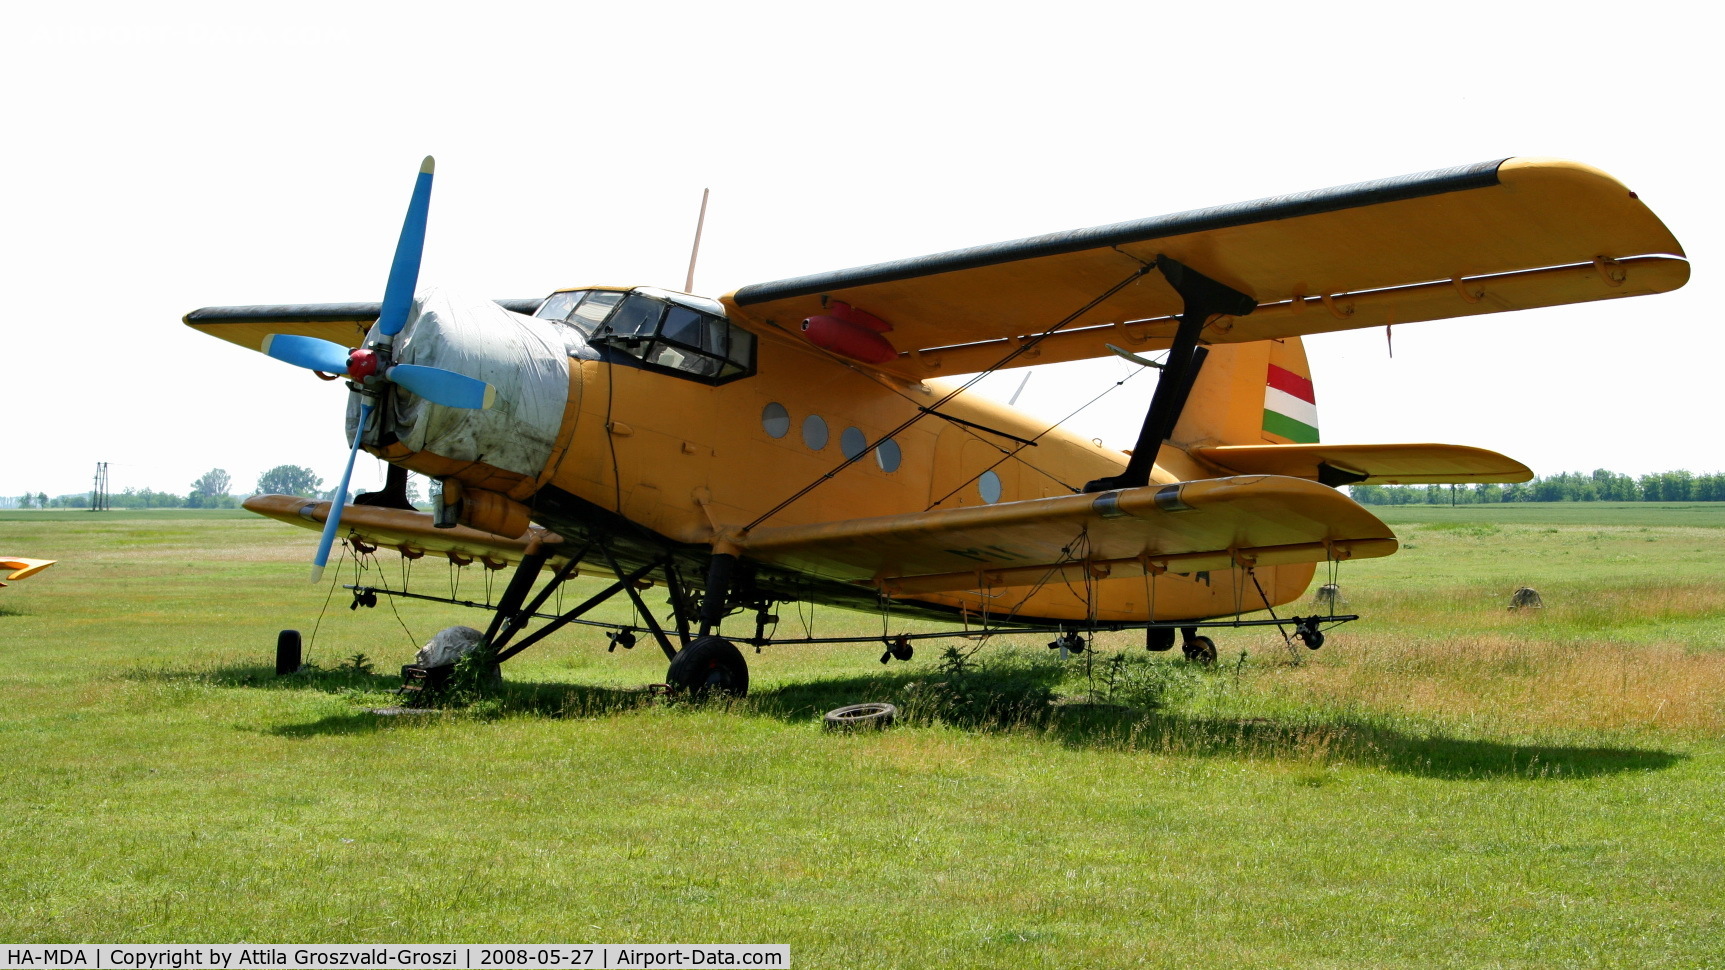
[2,504,1721,967]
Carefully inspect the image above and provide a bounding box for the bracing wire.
[924,357,1157,510]
[743,263,1156,533]
[307,540,350,660]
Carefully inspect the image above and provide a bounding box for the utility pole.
[91,461,109,511]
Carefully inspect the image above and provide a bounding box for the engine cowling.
[348,287,577,530]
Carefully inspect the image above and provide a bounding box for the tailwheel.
[1182,635,1218,666]
[666,635,750,698]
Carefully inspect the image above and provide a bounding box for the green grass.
[2,506,1723,966]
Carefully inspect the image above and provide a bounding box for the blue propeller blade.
[310,402,373,584]
[262,334,350,374]
[388,363,496,410]
[376,156,435,338]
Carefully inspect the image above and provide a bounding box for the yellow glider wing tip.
[2,557,57,582]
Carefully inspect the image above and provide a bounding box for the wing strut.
[1084,255,1256,492]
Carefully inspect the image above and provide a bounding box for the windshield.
[538,289,754,383]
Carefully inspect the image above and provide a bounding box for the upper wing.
[1192,443,1532,486]
[722,158,1688,378]
[735,475,1395,596]
[185,299,543,354]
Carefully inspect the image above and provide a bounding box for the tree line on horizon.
[5,465,425,511]
[1348,468,1725,504]
[11,466,1719,511]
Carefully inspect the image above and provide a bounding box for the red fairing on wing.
[824,300,892,332]
[801,314,900,363]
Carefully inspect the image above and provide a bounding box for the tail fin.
[1171,337,1317,449]
[1170,337,1532,486]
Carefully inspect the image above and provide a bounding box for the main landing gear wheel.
[666,635,749,698]
[1182,635,1218,666]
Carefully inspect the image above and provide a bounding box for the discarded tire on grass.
[823,702,898,731]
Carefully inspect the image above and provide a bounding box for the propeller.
[260,335,495,409]
[256,156,496,581]
[377,157,436,339]
[389,363,497,409]
[260,334,350,374]
[310,402,373,584]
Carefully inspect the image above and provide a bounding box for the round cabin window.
[761,402,790,438]
[979,470,1002,504]
[802,414,829,450]
[840,427,867,459]
[875,438,902,473]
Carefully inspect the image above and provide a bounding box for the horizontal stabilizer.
[1192,443,1532,485]
[737,475,1396,596]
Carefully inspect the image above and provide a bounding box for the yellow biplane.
[185,157,1687,693]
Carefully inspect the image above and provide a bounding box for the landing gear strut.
[662,548,749,697]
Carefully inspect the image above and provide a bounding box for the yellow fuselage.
[383,317,1312,626]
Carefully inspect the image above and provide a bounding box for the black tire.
[1182,635,1218,666]
[824,703,897,731]
[666,635,749,697]
[1145,627,1176,652]
[275,629,303,676]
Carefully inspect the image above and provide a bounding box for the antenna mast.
[684,188,709,293]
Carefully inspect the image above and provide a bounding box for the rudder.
[1171,337,1317,449]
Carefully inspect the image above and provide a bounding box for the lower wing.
[244,495,551,568]
[735,475,1395,597]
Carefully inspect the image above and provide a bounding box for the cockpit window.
[537,289,628,337]
[572,291,624,330]
[605,294,664,339]
[536,290,585,322]
[576,289,755,384]
[661,305,705,348]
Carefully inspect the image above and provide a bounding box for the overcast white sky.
[2,2,1716,502]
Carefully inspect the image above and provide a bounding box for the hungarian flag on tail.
[1263,363,1318,443]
